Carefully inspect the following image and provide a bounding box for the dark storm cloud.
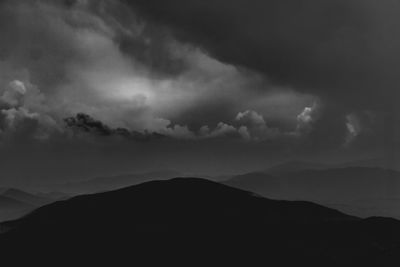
[0,0,313,137]
[118,27,189,77]
[64,113,165,141]
[0,0,79,90]
[0,0,318,137]
[127,0,400,110]
[0,0,397,186]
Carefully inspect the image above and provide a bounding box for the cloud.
[295,103,319,134]
[64,113,165,141]
[199,122,239,139]
[1,80,27,107]
[236,110,265,126]
[0,0,396,183]
[0,0,324,145]
[0,79,59,141]
[0,0,317,137]
[345,113,362,145]
[235,110,280,141]
[63,113,244,141]
[119,0,400,155]
[343,110,392,151]
[128,0,400,111]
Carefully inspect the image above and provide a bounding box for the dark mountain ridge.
[1,178,400,266]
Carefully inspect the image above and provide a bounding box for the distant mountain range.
[0,188,56,222]
[263,158,393,174]
[2,188,51,206]
[225,165,400,218]
[264,160,330,174]
[0,195,32,210]
[1,178,400,266]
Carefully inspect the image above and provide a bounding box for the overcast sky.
[0,0,398,185]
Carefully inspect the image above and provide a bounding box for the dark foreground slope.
[1,178,400,266]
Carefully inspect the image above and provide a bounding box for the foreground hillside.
[1,178,400,266]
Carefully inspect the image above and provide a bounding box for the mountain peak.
[2,177,400,266]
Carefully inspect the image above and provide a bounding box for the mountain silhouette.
[1,178,400,266]
[225,167,400,218]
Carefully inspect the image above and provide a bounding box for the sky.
[0,0,399,186]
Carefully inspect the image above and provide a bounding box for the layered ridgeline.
[0,188,55,222]
[1,178,400,266]
[225,163,400,219]
[0,170,180,223]
[46,170,182,195]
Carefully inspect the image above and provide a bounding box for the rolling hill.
[1,178,400,266]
